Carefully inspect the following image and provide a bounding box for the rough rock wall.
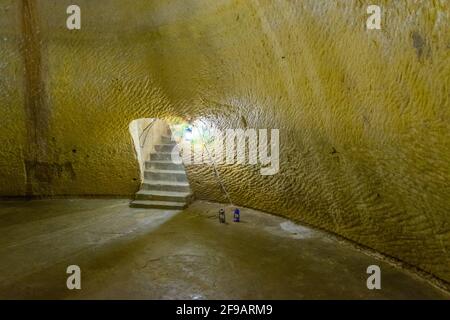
[0,0,449,282]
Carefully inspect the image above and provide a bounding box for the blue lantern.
[233,208,240,222]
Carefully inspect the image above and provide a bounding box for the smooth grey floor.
[0,199,447,299]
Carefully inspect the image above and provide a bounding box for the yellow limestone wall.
[0,0,449,283]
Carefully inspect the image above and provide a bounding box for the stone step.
[129,127,192,210]
[154,144,176,152]
[130,200,187,210]
[142,179,191,192]
[144,168,188,182]
[135,189,192,202]
[161,135,173,144]
[150,152,173,161]
[145,160,184,171]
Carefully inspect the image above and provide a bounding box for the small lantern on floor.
[219,208,226,223]
[233,208,240,222]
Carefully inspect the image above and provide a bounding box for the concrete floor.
[0,199,447,300]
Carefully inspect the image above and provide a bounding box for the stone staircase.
[130,130,193,210]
